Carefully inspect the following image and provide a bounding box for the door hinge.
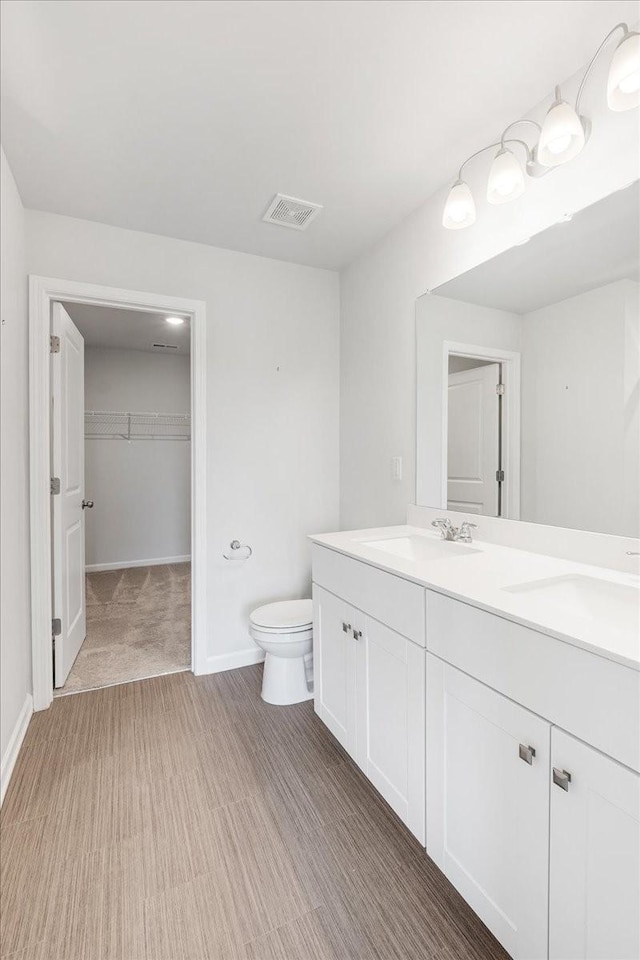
[50,334,60,354]
[52,618,62,638]
[496,383,505,396]
[50,477,61,495]
[496,469,505,483]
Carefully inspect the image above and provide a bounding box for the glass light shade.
[538,96,585,167]
[486,148,525,204]
[607,32,640,111]
[442,180,476,229]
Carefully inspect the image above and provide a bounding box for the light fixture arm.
[457,138,532,181]
[575,22,632,114]
[500,119,542,149]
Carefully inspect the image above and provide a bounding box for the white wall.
[26,213,340,671]
[84,347,191,568]
[0,148,31,772]
[521,280,639,537]
[340,58,639,530]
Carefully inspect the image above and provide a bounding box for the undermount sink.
[361,535,481,562]
[503,574,640,634]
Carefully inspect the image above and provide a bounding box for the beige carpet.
[56,562,191,695]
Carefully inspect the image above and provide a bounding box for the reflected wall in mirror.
[416,180,639,538]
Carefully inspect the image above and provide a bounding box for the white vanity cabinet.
[310,537,639,960]
[426,589,640,960]
[549,729,640,960]
[312,545,426,842]
[426,655,551,960]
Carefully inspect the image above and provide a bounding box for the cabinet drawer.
[312,544,425,645]
[427,590,640,772]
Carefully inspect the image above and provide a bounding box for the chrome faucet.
[432,518,478,543]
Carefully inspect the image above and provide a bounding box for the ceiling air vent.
[262,194,323,231]
[152,342,179,350]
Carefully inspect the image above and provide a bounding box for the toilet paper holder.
[223,540,253,561]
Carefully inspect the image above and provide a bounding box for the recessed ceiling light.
[165,316,185,325]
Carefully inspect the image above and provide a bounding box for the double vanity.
[310,513,640,960]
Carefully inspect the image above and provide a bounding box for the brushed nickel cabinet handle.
[553,767,572,791]
[342,622,351,633]
[352,628,362,640]
[519,744,536,765]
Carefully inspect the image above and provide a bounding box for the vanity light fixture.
[443,21,639,229]
[538,87,587,167]
[606,27,640,111]
[442,179,476,229]
[487,146,526,203]
[165,316,185,325]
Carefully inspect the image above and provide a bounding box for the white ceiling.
[434,179,639,313]
[63,302,191,353]
[2,0,637,270]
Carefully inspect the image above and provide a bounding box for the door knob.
[82,500,94,509]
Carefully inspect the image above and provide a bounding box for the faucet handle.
[431,518,454,540]
[458,520,478,542]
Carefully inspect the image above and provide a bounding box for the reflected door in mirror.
[447,361,501,517]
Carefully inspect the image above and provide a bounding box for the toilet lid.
[250,599,312,630]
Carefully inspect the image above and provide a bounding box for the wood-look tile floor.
[0,666,509,960]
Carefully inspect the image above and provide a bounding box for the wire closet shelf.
[85,411,191,441]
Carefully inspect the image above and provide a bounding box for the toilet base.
[261,652,313,705]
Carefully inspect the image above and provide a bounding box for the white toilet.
[249,599,313,705]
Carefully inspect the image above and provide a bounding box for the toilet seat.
[249,599,312,632]
[250,623,311,637]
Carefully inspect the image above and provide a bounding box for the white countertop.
[309,525,640,671]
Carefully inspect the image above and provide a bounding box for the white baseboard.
[1,693,33,807]
[86,555,191,573]
[196,646,265,676]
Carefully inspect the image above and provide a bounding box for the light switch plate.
[391,456,403,481]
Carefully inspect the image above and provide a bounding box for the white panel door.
[355,616,425,842]
[549,728,640,960]
[312,585,357,757]
[426,655,550,960]
[447,363,500,515]
[51,303,86,687]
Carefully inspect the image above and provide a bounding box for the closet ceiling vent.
[262,193,323,230]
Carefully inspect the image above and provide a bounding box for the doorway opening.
[51,301,192,695]
[441,341,521,521]
[29,277,207,712]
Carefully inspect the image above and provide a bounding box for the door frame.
[441,340,521,521]
[29,275,207,710]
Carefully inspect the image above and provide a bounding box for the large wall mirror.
[416,180,639,538]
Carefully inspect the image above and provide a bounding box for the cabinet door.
[356,616,425,842]
[312,586,357,757]
[549,728,640,960]
[426,655,550,960]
